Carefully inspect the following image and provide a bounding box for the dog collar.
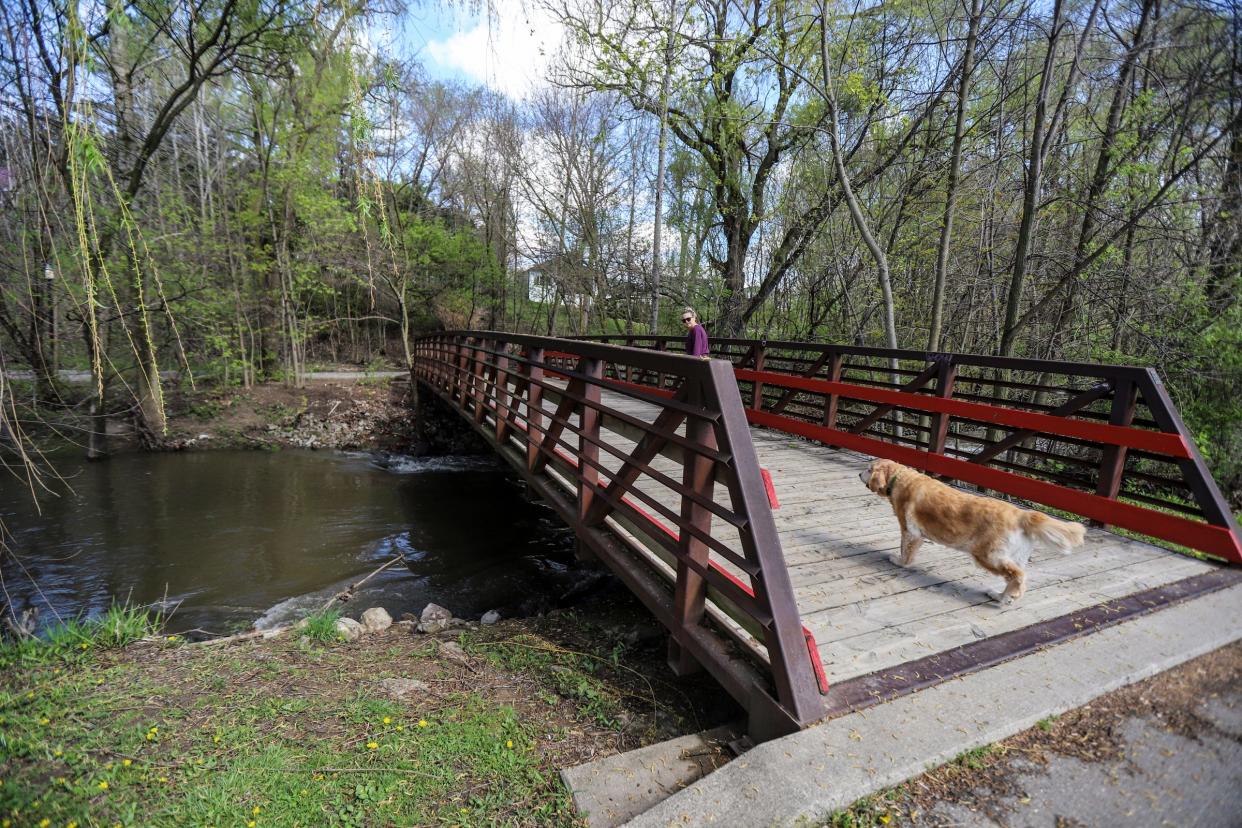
[884,472,901,497]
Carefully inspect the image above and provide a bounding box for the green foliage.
[0,633,579,827]
[0,603,163,669]
[298,608,343,643]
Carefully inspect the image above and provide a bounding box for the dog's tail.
[1022,511,1086,553]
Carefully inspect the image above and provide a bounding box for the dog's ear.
[867,460,891,494]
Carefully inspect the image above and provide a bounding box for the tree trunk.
[928,0,982,351]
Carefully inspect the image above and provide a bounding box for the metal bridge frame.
[414,331,1242,740]
[580,335,1242,564]
[413,332,828,740]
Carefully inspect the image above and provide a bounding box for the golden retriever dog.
[859,459,1086,603]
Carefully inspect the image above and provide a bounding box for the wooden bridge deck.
[565,385,1217,686]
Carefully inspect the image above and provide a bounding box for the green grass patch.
[0,603,163,670]
[0,631,583,827]
[299,609,344,644]
[952,744,997,770]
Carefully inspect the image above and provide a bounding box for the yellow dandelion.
[158,776,168,783]
[79,643,88,650]
[253,806,261,815]
[98,780,110,790]
[39,819,50,828]
[367,742,379,750]
[52,668,60,674]
[53,749,63,757]
[95,678,104,685]
[196,758,204,765]
[418,719,428,728]
[122,759,132,767]
[248,822,256,828]
[382,717,391,725]
[145,733,154,741]
[26,691,34,698]
[506,739,513,749]
[68,822,78,828]
[149,726,158,733]
[212,736,220,744]
[395,724,404,731]
[2,820,10,828]
[39,717,50,725]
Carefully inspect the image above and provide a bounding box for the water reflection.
[0,450,579,635]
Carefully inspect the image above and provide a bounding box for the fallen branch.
[319,554,406,612]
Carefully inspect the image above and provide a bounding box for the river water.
[0,450,583,636]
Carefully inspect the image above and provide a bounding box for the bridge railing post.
[750,343,766,412]
[929,359,958,455]
[525,347,545,472]
[669,383,717,677]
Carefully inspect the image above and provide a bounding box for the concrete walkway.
[611,581,1242,827]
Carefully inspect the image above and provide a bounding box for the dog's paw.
[889,554,907,567]
[987,590,1015,606]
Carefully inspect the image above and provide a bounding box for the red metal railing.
[412,332,828,739]
[578,335,1242,564]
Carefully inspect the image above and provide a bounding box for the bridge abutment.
[409,380,490,457]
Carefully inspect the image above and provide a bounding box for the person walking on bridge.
[682,307,709,359]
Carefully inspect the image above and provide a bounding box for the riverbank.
[161,372,417,452]
[0,595,735,828]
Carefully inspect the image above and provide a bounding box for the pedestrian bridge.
[411,332,1242,741]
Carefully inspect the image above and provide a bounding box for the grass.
[299,609,343,644]
[0,604,163,670]
[0,623,593,827]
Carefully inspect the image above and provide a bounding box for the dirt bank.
[162,374,418,452]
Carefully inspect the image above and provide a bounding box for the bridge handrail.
[412,331,828,738]
[577,335,1242,563]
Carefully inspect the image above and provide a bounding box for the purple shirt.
[685,324,709,357]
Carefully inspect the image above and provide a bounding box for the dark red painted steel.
[412,332,828,739]
[579,335,1242,564]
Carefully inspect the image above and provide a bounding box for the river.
[0,449,583,636]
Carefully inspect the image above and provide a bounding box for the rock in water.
[378,677,430,701]
[480,610,501,626]
[417,603,454,634]
[335,617,364,642]
[360,607,393,633]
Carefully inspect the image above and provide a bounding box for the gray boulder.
[480,610,501,626]
[417,603,454,634]
[335,617,364,642]
[360,607,393,633]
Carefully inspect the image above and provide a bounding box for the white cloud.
[425,0,563,99]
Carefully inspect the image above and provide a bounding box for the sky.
[398,0,566,99]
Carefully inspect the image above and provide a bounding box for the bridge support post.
[668,390,717,676]
[576,359,603,563]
